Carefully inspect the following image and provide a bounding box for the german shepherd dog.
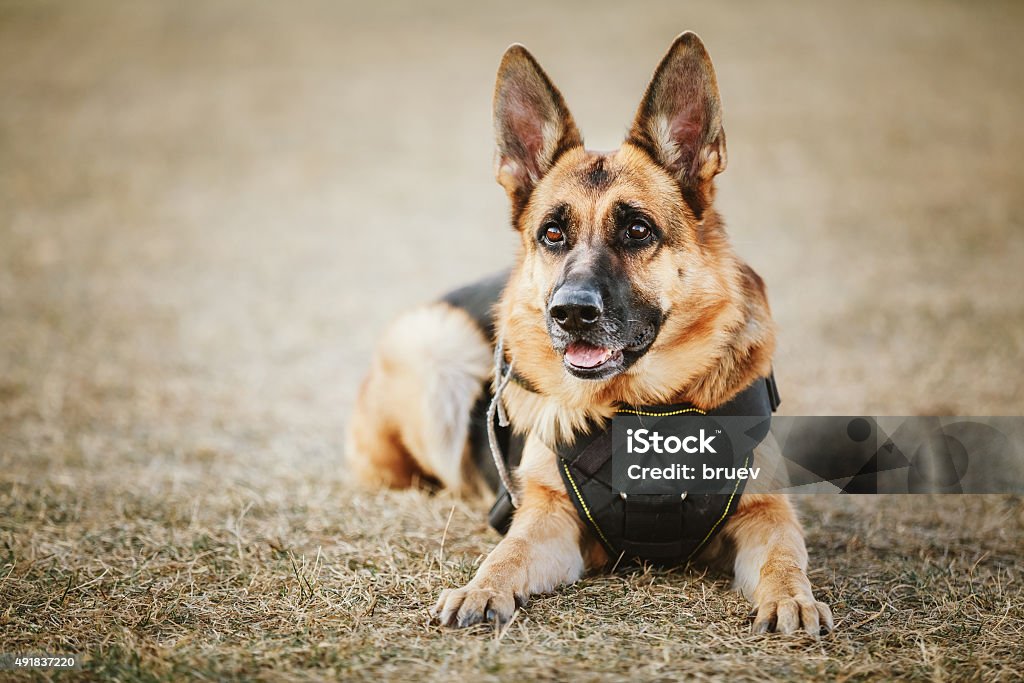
[347,32,833,636]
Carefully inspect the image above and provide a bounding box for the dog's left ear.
[493,45,583,212]
[628,32,727,207]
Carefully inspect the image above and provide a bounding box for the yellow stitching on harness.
[561,460,614,551]
[686,452,751,562]
[616,407,707,417]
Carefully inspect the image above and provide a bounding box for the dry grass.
[2,466,1023,680]
[2,0,1024,680]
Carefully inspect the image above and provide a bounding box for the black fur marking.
[509,188,531,229]
[441,270,510,342]
[546,202,571,226]
[580,157,614,191]
[679,184,705,221]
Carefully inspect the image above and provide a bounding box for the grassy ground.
[3,480,1024,680]
[2,1,1023,680]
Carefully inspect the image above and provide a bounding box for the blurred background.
[2,2,1023,676]
[2,0,1023,495]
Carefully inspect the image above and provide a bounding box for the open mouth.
[563,341,625,377]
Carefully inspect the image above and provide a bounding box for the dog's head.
[496,33,748,398]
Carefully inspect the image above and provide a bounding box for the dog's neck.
[672,260,776,409]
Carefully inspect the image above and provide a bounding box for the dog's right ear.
[493,45,582,211]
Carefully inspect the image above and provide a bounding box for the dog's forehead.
[568,151,619,191]
[549,149,621,188]
[535,146,685,222]
[546,147,672,192]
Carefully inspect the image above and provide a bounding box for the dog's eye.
[625,221,652,241]
[542,223,565,245]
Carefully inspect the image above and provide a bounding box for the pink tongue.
[565,342,613,368]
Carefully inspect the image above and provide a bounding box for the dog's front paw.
[433,583,523,628]
[751,591,834,636]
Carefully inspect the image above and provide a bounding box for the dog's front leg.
[434,435,586,627]
[725,493,834,636]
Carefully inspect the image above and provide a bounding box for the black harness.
[443,273,781,567]
[486,373,779,566]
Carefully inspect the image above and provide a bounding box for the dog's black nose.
[549,284,603,331]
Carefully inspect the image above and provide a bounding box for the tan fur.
[346,303,491,498]
[349,32,833,635]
